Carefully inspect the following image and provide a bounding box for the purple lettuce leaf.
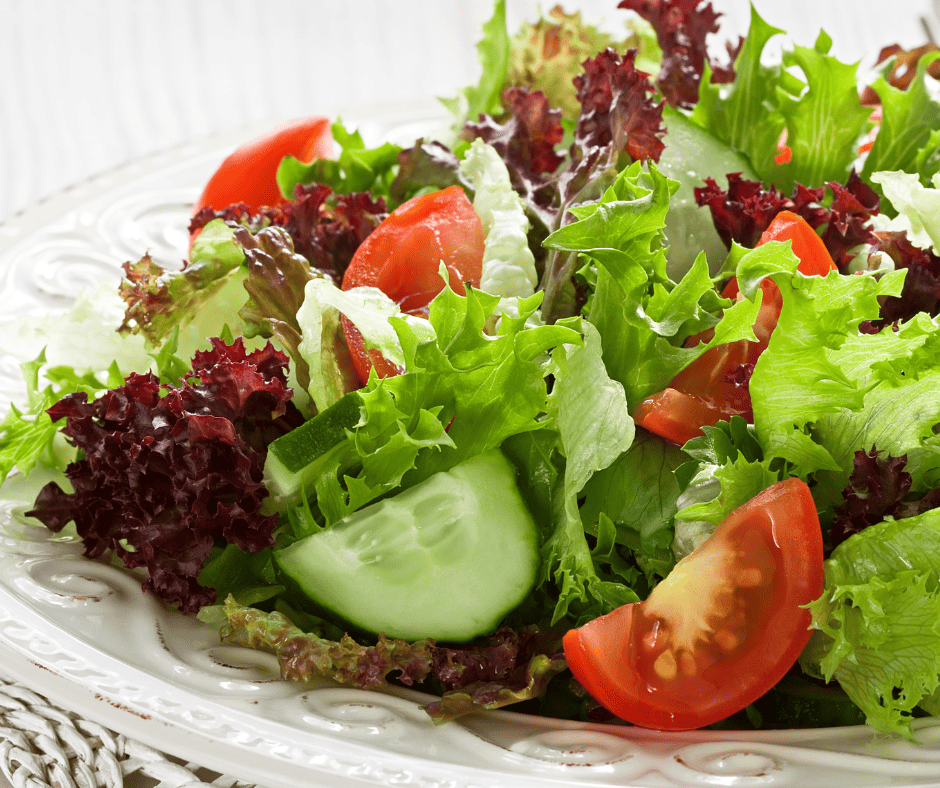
[26,339,300,614]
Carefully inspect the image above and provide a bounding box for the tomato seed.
[737,568,763,588]
[653,649,678,681]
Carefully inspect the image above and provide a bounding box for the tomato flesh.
[563,477,823,731]
[634,211,836,445]
[193,116,333,215]
[340,185,485,384]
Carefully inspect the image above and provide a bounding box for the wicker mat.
[0,672,263,788]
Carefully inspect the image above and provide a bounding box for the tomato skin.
[563,477,824,731]
[340,185,485,384]
[632,388,729,447]
[634,211,836,445]
[756,210,836,278]
[340,315,403,383]
[193,116,333,214]
[342,185,484,311]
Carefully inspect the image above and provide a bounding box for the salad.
[2,0,940,740]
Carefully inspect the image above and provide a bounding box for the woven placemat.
[0,672,264,788]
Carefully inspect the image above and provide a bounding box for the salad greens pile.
[3,0,940,737]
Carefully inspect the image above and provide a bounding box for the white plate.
[3,103,940,788]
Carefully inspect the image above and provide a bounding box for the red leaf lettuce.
[27,338,301,614]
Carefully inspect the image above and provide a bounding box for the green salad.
[2,0,940,738]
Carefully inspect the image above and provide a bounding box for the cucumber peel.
[262,391,362,512]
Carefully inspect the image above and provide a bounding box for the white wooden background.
[0,1,936,786]
[0,0,936,225]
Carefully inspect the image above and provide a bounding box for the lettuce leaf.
[691,9,871,191]
[579,429,686,584]
[689,5,787,182]
[808,313,940,511]
[293,280,580,527]
[221,595,434,688]
[0,283,151,378]
[674,452,779,529]
[221,596,566,722]
[744,252,940,518]
[805,509,940,739]
[544,161,763,409]
[296,279,433,412]
[862,52,940,195]
[870,171,940,255]
[276,120,402,205]
[542,321,638,625]
[508,5,655,120]
[0,352,126,484]
[119,219,249,350]
[27,339,299,614]
[772,31,872,192]
[744,250,907,479]
[460,138,538,299]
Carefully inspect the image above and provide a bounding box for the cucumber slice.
[273,449,540,642]
[262,391,361,512]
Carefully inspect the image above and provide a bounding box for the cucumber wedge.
[262,391,361,512]
[273,449,540,642]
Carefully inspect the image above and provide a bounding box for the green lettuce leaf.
[689,5,787,182]
[296,279,432,412]
[542,321,639,625]
[773,30,872,192]
[0,283,151,384]
[691,8,871,191]
[862,52,940,196]
[809,312,940,511]
[870,171,940,254]
[276,120,402,205]
[0,351,126,484]
[579,429,686,585]
[543,161,763,410]
[672,417,777,555]
[674,453,779,528]
[745,251,907,479]
[294,280,581,526]
[916,128,940,183]
[805,509,940,739]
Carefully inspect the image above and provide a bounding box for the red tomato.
[634,211,836,445]
[192,116,333,215]
[340,185,485,384]
[563,477,824,731]
[632,387,737,448]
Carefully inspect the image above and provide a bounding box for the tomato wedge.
[193,116,333,215]
[340,185,485,384]
[563,477,823,731]
[634,211,836,445]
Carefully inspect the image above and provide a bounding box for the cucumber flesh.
[262,391,361,512]
[273,449,540,642]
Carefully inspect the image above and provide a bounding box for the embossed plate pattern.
[3,103,940,788]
